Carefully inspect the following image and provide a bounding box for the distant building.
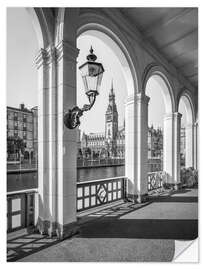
[180,127,186,166]
[148,125,163,158]
[80,82,125,159]
[78,82,163,161]
[7,103,38,161]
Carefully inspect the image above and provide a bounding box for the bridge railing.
[76,176,126,212]
[148,171,164,192]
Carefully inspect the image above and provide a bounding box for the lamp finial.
[87,46,97,62]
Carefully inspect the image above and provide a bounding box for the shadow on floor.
[149,196,198,203]
[78,218,198,240]
[7,189,198,262]
[77,190,198,241]
[7,233,64,262]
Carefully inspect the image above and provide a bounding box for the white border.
[1,0,202,268]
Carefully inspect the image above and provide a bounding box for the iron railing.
[7,172,166,233]
[7,189,37,232]
[76,176,126,212]
[148,171,164,192]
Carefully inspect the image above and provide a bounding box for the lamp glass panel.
[79,62,104,94]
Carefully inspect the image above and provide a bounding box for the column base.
[56,222,80,240]
[173,183,182,191]
[125,193,148,203]
[36,217,80,239]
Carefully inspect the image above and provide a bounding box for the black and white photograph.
[4,2,199,263]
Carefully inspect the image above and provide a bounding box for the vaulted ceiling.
[120,8,198,90]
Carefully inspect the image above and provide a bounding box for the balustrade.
[76,176,126,212]
[148,171,164,192]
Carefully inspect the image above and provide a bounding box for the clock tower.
[105,80,118,157]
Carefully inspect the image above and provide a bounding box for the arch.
[76,12,140,95]
[26,8,55,49]
[177,89,195,125]
[142,63,175,114]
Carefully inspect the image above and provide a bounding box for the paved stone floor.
[7,188,198,262]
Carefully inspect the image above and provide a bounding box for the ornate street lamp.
[64,46,105,129]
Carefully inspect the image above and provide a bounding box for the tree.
[7,136,26,160]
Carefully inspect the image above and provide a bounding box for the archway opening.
[178,94,194,168]
[146,73,173,175]
[76,29,135,183]
[7,8,38,172]
[7,7,39,232]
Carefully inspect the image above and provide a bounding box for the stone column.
[163,112,182,187]
[55,40,79,238]
[125,92,149,203]
[163,113,174,183]
[173,112,182,187]
[125,95,135,200]
[185,123,194,168]
[194,121,198,170]
[35,41,79,238]
[35,48,52,233]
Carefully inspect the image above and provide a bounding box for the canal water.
[77,165,125,182]
[7,165,125,192]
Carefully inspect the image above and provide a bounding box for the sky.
[7,8,38,109]
[7,7,186,135]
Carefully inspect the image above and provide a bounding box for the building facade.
[180,127,186,166]
[7,104,38,162]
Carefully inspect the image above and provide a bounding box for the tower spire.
[110,79,114,96]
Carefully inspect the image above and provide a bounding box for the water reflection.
[77,165,125,182]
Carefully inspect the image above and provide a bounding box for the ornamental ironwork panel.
[148,171,163,192]
[77,177,126,212]
[7,191,36,232]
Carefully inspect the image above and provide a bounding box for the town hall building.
[79,81,163,161]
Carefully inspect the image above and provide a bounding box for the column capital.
[55,40,79,63]
[35,46,57,69]
[173,112,182,119]
[164,112,182,121]
[135,92,150,105]
[35,48,48,69]
[194,120,198,126]
[125,94,134,105]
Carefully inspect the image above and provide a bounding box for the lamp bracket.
[63,93,97,129]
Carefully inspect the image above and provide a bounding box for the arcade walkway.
[7,188,198,262]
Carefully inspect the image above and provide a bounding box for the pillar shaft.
[125,92,149,202]
[35,49,51,230]
[185,123,194,168]
[35,40,79,238]
[194,121,198,170]
[56,41,79,237]
[163,112,182,185]
[163,114,173,182]
[173,112,182,184]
